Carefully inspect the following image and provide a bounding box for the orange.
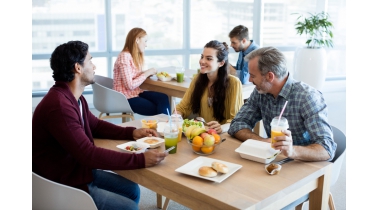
[192,136,203,152]
[201,146,214,154]
[192,136,203,146]
[192,145,201,152]
[212,134,220,144]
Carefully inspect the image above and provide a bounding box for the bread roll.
[198,166,218,177]
[212,161,229,173]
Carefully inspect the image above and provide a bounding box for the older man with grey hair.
[228,46,337,209]
[228,46,336,162]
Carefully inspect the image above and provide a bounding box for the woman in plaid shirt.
[113,28,171,115]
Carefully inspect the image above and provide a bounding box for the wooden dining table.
[94,114,332,210]
[140,69,256,104]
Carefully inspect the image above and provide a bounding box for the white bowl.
[116,141,150,154]
[136,137,164,148]
[235,139,280,164]
[157,75,172,82]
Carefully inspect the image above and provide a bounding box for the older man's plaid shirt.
[228,76,337,161]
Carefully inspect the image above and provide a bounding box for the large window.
[32,0,346,94]
[110,0,183,51]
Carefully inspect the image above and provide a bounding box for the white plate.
[136,137,164,148]
[175,157,242,183]
[116,141,150,154]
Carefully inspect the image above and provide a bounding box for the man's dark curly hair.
[190,40,229,122]
[50,41,88,82]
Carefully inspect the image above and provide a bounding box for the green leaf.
[293,11,334,48]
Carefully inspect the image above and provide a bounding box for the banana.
[185,125,197,139]
[190,127,206,139]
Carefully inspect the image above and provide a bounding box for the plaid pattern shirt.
[113,51,146,99]
[228,75,337,161]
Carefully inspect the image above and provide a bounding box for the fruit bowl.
[156,72,172,82]
[187,138,223,156]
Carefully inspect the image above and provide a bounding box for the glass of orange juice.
[270,116,289,149]
[171,113,183,142]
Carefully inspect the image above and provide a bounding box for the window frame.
[32,0,345,97]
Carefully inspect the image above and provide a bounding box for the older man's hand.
[272,129,294,158]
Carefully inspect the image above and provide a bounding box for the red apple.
[200,132,209,139]
[207,129,217,135]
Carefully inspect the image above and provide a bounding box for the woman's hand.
[144,68,157,77]
[132,128,158,140]
[206,121,222,134]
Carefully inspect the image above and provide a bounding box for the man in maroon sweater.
[32,41,168,210]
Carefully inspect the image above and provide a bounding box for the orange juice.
[270,116,289,149]
[177,127,183,142]
[171,113,183,142]
[271,129,284,148]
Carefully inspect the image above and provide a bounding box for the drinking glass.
[171,114,183,142]
[176,67,185,83]
[270,116,289,149]
[164,125,179,154]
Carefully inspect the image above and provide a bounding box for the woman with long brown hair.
[175,40,243,133]
[113,27,170,115]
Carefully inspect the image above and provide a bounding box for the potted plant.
[294,11,334,48]
[292,11,334,90]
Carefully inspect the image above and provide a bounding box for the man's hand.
[143,149,168,167]
[272,129,331,161]
[133,128,158,140]
[272,129,294,157]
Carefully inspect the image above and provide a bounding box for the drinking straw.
[277,101,288,126]
[166,108,172,130]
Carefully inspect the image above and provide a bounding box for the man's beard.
[234,43,244,52]
[256,79,272,94]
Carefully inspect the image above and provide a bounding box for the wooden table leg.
[156,193,163,209]
[309,164,332,210]
[156,193,170,210]
[162,198,170,210]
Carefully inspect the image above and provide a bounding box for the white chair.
[295,125,346,210]
[32,172,97,210]
[92,75,134,123]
